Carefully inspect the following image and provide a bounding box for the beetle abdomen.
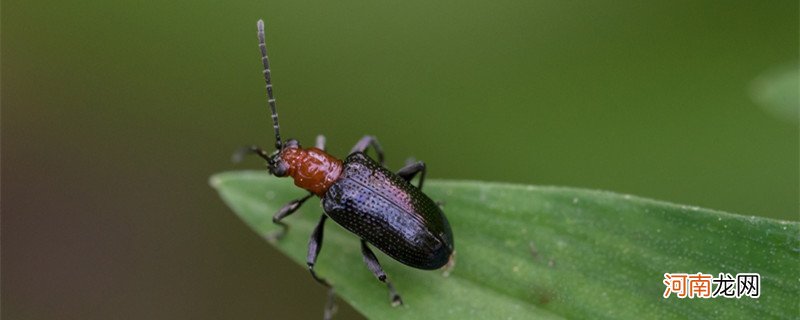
[322,153,454,270]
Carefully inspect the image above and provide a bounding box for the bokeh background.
[3,1,797,319]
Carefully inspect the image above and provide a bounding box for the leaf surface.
[211,171,799,319]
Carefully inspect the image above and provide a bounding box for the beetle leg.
[397,161,427,190]
[315,134,326,151]
[350,135,385,165]
[231,145,271,163]
[307,214,331,285]
[265,193,313,242]
[360,240,403,306]
[307,215,336,320]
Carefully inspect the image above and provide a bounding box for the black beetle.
[237,19,455,319]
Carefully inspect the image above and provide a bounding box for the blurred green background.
[3,0,797,319]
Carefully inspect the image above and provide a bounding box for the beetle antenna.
[257,19,282,150]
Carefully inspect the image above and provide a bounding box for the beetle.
[237,19,455,319]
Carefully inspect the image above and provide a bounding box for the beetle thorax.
[280,147,343,196]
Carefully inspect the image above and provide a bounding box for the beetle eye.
[268,156,289,177]
[285,139,300,148]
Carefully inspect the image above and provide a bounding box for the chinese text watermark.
[663,273,760,299]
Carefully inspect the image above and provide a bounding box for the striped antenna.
[257,19,282,150]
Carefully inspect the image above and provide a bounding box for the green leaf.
[210,171,799,319]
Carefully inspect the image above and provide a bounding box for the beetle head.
[266,139,300,177]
